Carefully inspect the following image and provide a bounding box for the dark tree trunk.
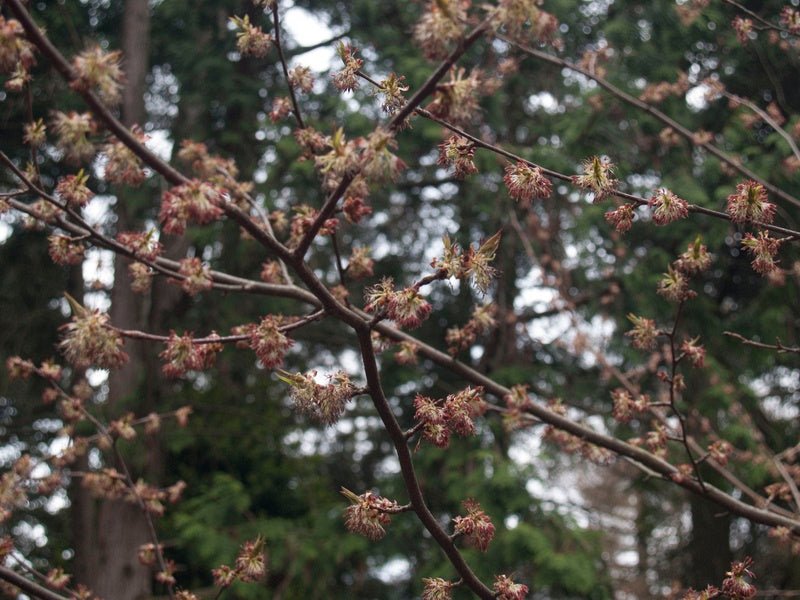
[687,495,732,587]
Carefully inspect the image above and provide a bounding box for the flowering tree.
[1,0,799,598]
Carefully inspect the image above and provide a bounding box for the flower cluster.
[393,340,419,365]
[626,313,658,350]
[494,0,559,45]
[732,16,754,45]
[504,161,552,205]
[332,43,363,92]
[413,386,485,448]
[288,204,339,246]
[610,388,650,423]
[56,170,94,208]
[781,7,800,34]
[422,577,456,600]
[377,72,409,116]
[430,232,502,294]
[658,266,696,303]
[502,384,534,431]
[288,65,314,93]
[493,574,529,600]
[347,246,374,279]
[675,237,712,274]
[116,230,163,262]
[128,263,153,293]
[160,332,222,378]
[741,231,783,275]
[52,111,95,164]
[259,260,284,284]
[573,155,616,202]
[160,180,225,235]
[361,129,406,184]
[649,188,689,225]
[604,203,636,233]
[230,15,272,58]
[453,499,495,552]
[438,135,478,179]
[48,234,85,266]
[177,257,213,296]
[707,439,733,466]
[364,278,433,329]
[445,303,497,355]
[235,537,267,582]
[722,557,757,599]
[413,0,465,61]
[71,46,124,104]
[314,128,359,191]
[0,16,36,87]
[280,370,356,425]
[59,306,128,369]
[726,180,775,224]
[341,488,400,541]
[103,127,148,186]
[426,67,481,126]
[248,316,293,369]
[269,96,292,122]
[639,72,689,104]
[680,337,706,368]
[23,118,46,148]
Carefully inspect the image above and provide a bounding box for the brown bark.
[72,2,154,598]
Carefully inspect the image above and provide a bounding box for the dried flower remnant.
[605,203,636,233]
[59,303,128,369]
[230,15,272,58]
[249,316,293,369]
[413,0,465,61]
[438,135,478,179]
[573,155,616,201]
[453,499,495,552]
[741,231,783,275]
[626,314,658,350]
[56,170,94,208]
[504,161,552,204]
[71,46,124,104]
[332,42,363,92]
[649,188,689,225]
[279,370,356,425]
[341,488,400,540]
[52,111,96,164]
[493,574,529,600]
[177,257,213,296]
[726,180,775,224]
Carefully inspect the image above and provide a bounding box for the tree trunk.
[72,1,154,598]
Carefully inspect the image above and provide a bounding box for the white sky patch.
[370,556,411,584]
[685,85,709,112]
[282,4,338,73]
[146,129,174,161]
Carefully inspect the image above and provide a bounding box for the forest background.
[1,0,800,598]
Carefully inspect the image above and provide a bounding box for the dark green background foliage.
[1,0,799,597]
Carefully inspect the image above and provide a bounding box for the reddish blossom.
[160,180,225,235]
[626,314,658,350]
[332,43,363,92]
[269,97,292,122]
[280,370,356,425]
[649,188,689,225]
[413,1,465,61]
[288,65,314,93]
[676,237,712,274]
[422,578,456,600]
[425,67,481,126]
[235,537,267,582]
[259,260,284,284]
[347,246,374,279]
[658,266,696,302]
[249,316,293,369]
[680,337,706,368]
[341,488,400,540]
[605,203,636,233]
[573,155,616,201]
[160,331,221,378]
[726,180,775,224]
[177,257,213,296]
[230,15,272,58]
[453,499,495,552]
[56,170,94,208]
[52,111,96,164]
[722,557,757,599]
[59,308,128,369]
[741,231,783,275]
[48,234,85,266]
[494,574,529,600]
[378,72,409,116]
[104,127,148,186]
[389,287,432,329]
[438,135,478,179]
[116,230,162,262]
[504,161,552,204]
[71,46,124,104]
